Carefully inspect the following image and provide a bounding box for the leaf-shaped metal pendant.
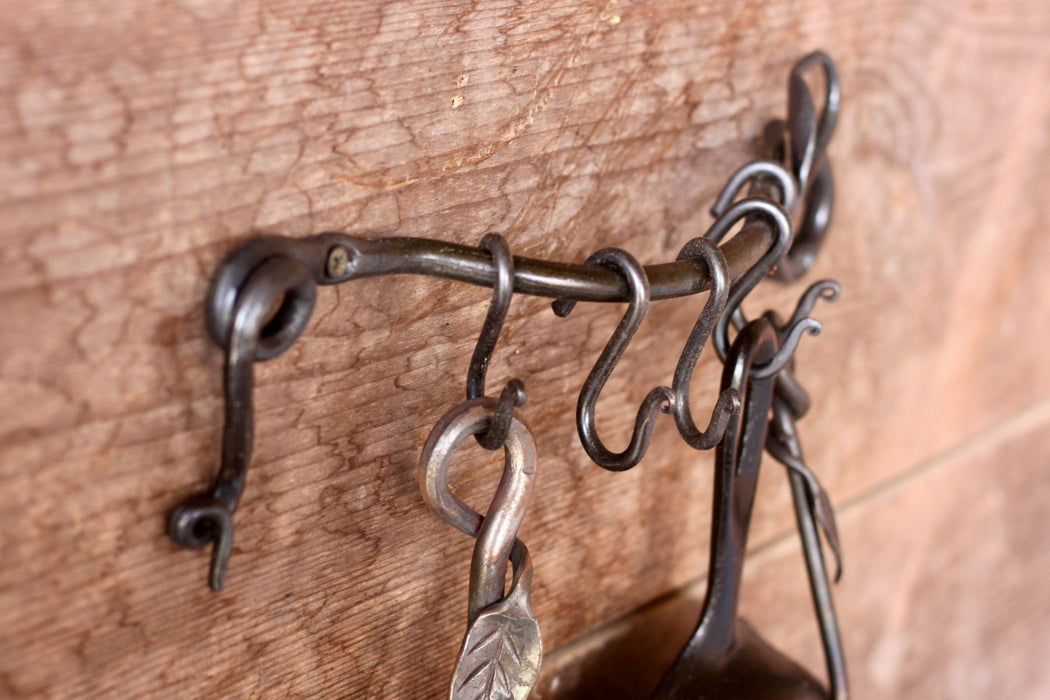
[450,552,541,700]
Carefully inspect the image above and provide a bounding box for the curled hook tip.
[655,385,676,414]
[504,378,527,407]
[749,317,822,380]
[550,298,575,318]
[722,388,742,415]
[168,495,235,593]
[784,279,841,334]
[820,286,841,301]
[811,279,842,301]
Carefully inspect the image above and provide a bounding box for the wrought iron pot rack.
[167,50,846,699]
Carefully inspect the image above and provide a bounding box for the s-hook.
[419,394,542,700]
[669,236,740,450]
[552,248,675,471]
[466,233,526,450]
[702,196,822,375]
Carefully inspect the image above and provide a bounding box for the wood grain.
[1,0,1049,697]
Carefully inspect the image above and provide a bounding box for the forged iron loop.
[792,50,841,158]
[767,50,840,283]
[670,237,741,450]
[466,233,526,450]
[207,235,320,360]
[710,160,798,217]
[787,72,819,194]
[418,395,537,624]
[169,255,315,591]
[551,249,675,472]
[703,198,793,363]
[785,50,840,192]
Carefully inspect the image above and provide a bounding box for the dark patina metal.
[654,317,828,699]
[168,56,847,700]
[465,233,526,450]
[552,248,676,472]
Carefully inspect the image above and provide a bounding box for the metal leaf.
[450,555,541,700]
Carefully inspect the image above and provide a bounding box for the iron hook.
[670,237,741,450]
[466,233,526,450]
[785,279,841,331]
[710,159,798,217]
[552,248,675,471]
[791,50,841,159]
[748,279,841,381]
[748,316,823,380]
[703,197,793,363]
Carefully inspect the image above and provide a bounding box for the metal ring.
[419,397,537,539]
[206,236,318,360]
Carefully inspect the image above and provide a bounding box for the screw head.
[326,246,350,278]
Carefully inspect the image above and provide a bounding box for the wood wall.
[1,1,1049,697]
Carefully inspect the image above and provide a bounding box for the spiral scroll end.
[168,495,235,592]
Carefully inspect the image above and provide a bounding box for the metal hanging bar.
[177,50,843,598]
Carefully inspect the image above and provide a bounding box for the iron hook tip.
[168,495,235,592]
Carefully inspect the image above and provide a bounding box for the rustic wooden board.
[1,0,1050,697]
[533,398,1050,698]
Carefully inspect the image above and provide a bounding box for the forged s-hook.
[669,237,741,450]
[552,248,675,471]
[703,197,801,360]
[466,233,526,450]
